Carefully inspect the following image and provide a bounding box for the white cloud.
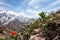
[26,9,39,14]
[28,0,60,12]
[41,0,60,11]
[13,9,40,18]
[28,0,52,10]
[26,9,40,18]
[28,0,39,5]
[28,0,50,6]
[0,6,8,10]
[47,7,60,12]
[15,11,31,18]
[48,0,60,8]
[0,0,13,11]
[28,0,40,9]
[0,1,12,7]
[17,12,26,16]
[17,12,31,18]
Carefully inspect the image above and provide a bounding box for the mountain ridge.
[0,10,35,31]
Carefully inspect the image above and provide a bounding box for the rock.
[39,30,47,37]
[29,34,46,40]
[16,35,24,40]
[0,33,6,40]
[29,29,47,40]
[31,28,42,35]
[34,28,42,33]
[29,34,40,40]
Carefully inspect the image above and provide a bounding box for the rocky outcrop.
[29,28,48,40]
[46,18,60,40]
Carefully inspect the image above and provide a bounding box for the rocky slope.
[0,10,35,31]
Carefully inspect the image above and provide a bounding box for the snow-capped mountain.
[0,10,17,25]
[0,10,35,30]
[17,16,35,25]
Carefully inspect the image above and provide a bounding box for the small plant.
[39,12,46,18]
[10,31,16,40]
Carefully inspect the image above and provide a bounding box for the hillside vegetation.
[20,10,60,40]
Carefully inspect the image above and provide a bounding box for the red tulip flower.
[10,31,16,36]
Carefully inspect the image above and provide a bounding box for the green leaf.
[10,36,15,40]
[39,12,45,18]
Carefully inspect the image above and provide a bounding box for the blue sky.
[0,0,60,18]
